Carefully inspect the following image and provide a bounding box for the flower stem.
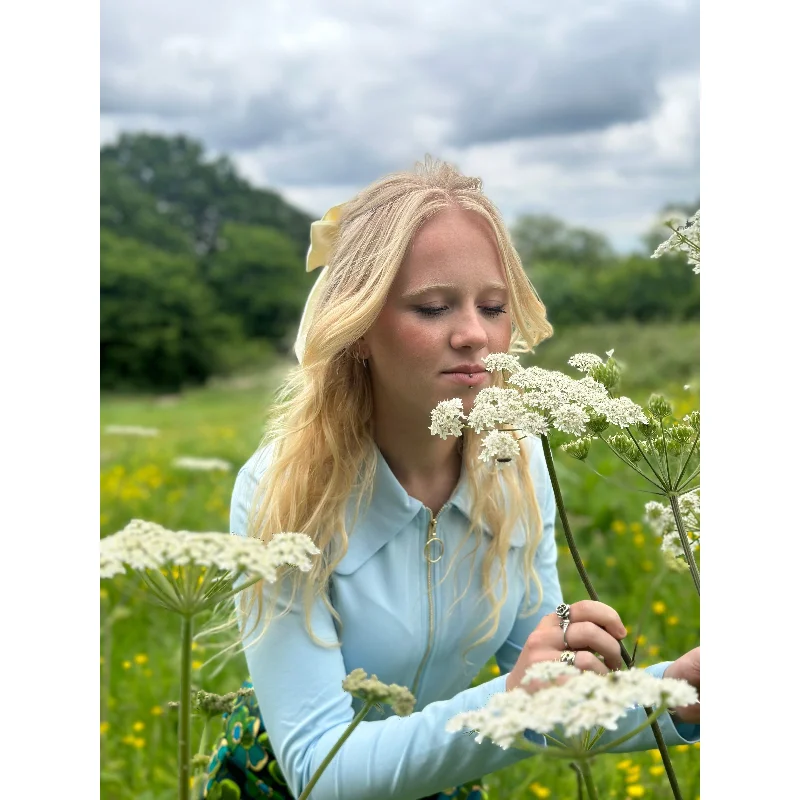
[179,614,194,800]
[673,429,700,488]
[540,435,684,800]
[297,702,372,800]
[668,494,701,595]
[578,761,599,800]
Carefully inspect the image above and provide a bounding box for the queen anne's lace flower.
[446,668,697,749]
[342,667,416,717]
[483,353,522,374]
[173,457,232,472]
[652,210,700,274]
[595,397,648,428]
[551,404,590,436]
[429,398,466,440]
[100,520,320,582]
[479,430,520,468]
[644,490,700,570]
[467,388,528,433]
[567,353,604,373]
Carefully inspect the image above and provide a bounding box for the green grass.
[100,322,700,800]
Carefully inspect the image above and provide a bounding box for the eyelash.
[415,306,507,318]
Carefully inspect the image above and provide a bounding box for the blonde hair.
[239,155,554,665]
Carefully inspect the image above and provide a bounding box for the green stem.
[625,430,667,487]
[570,762,584,800]
[676,468,700,495]
[668,494,701,595]
[179,615,194,800]
[540,435,684,800]
[673,429,700,488]
[660,419,672,486]
[578,761,599,800]
[587,703,670,757]
[297,702,372,800]
[598,436,665,491]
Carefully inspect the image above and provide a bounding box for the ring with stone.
[560,650,576,667]
[560,618,571,648]
[556,602,571,622]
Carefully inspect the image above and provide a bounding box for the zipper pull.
[424,513,444,564]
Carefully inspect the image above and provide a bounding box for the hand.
[663,646,700,725]
[506,600,627,693]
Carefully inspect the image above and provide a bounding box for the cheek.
[372,313,440,365]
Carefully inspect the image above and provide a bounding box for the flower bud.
[589,360,621,391]
[648,395,673,419]
[562,437,591,460]
[586,411,610,435]
[607,433,641,462]
[683,410,700,433]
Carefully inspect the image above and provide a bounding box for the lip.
[442,371,489,385]
[442,364,486,374]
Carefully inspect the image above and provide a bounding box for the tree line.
[100,133,698,391]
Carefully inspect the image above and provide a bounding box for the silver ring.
[556,603,571,622]
[560,650,576,667]
[560,618,570,648]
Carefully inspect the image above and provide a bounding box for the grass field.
[100,322,700,800]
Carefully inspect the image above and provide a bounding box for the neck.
[370,398,463,489]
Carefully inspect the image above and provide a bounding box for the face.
[360,207,512,425]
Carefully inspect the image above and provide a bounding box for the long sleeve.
[493,438,700,751]
[231,461,533,800]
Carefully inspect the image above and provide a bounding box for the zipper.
[410,505,445,699]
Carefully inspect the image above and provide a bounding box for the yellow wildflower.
[616,759,632,770]
[627,786,645,798]
[100,721,109,735]
[132,737,146,749]
[122,734,136,746]
[630,522,643,534]
[192,660,203,671]
[490,664,500,676]
[652,601,666,615]
[676,744,689,752]
[667,616,679,626]
[633,533,646,547]
[611,520,627,535]
[641,560,654,572]
[649,765,665,777]
[605,556,617,567]
[529,783,551,798]
[636,634,647,646]
[122,660,132,670]
[132,721,145,732]
[134,653,148,665]
[100,587,108,600]
[649,751,661,762]
[151,705,164,716]
[648,645,660,657]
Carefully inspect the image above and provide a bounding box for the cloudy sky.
[100,0,699,253]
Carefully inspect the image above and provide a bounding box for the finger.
[563,600,626,639]
[519,651,609,694]
[560,621,623,670]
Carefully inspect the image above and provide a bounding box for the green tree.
[101,230,241,391]
[200,222,314,347]
[511,214,616,268]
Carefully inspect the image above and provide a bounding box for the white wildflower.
[521,661,580,685]
[105,425,159,437]
[483,353,522,374]
[342,668,416,717]
[606,349,615,358]
[173,457,232,472]
[644,490,700,569]
[595,397,648,428]
[652,209,700,274]
[512,411,549,437]
[467,388,528,433]
[430,398,466,440]
[479,430,520,468]
[567,353,604,373]
[551,404,590,436]
[446,669,697,749]
[100,519,320,582]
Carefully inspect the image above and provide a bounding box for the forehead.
[393,207,505,291]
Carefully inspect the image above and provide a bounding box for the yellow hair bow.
[306,203,344,272]
[295,203,345,363]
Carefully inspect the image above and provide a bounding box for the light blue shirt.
[231,437,699,800]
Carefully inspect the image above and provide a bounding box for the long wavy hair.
[239,155,554,664]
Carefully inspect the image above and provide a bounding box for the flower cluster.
[651,209,700,274]
[342,668,416,717]
[446,664,697,750]
[100,519,320,582]
[172,456,232,472]
[644,490,700,572]
[429,352,647,469]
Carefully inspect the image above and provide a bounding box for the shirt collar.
[333,442,521,575]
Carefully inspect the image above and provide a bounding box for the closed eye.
[415,305,507,318]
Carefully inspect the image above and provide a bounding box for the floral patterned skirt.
[202,679,488,800]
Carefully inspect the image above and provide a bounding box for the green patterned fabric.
[202,679,488,800]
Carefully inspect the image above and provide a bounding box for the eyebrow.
[401,282,509,300]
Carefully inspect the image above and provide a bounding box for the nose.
[449,307,489,351]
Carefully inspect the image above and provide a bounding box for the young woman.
[203,157,700,800]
